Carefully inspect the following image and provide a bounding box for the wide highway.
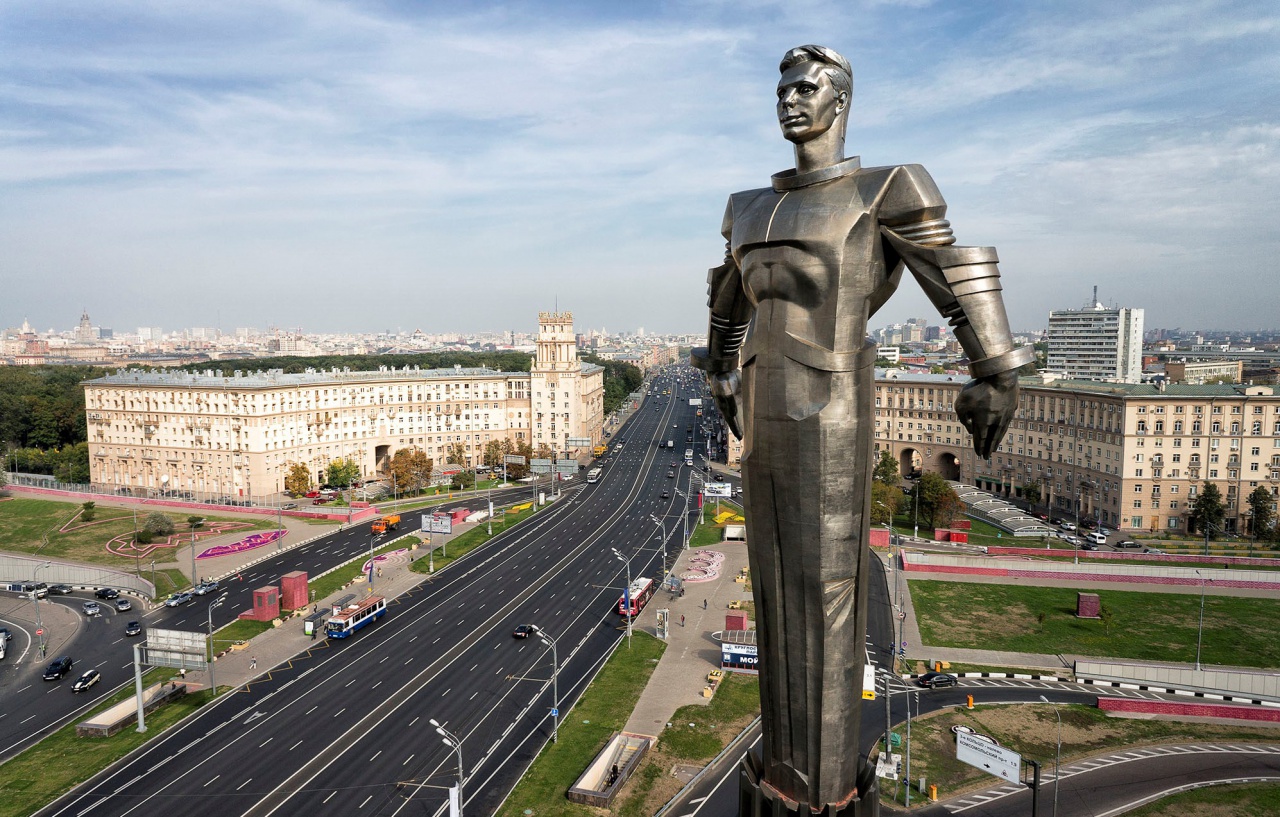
[49,367,711,816]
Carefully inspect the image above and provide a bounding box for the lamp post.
[429,719,464,817]
[207,592,228,694]
[650,515,668,578]
[532,625,560,742]
[368,527,377,591]
[1038,696,1063,817]
[1195,569,1209,671]
[32,560,51,657]
[912,482,919,540]
[611,547,633,647]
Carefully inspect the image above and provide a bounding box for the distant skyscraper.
[1047,290,1144,383]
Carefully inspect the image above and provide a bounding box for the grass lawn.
[687,503,741,550]
[909,580,1280,668]
[410,503,541,577]
[0,496,273,570]
[210,618,274,654]
[1124,782,1280,816]
[881,702,1280,808]
[152,567,192,597]
[612,673,761,817]
[0,667,214,817]
[496,632,665,817]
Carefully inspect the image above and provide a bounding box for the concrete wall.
[1079,659,1280,703]
[902,552,1280,591]
[1,553,155,598]
[1098,696,1280,722]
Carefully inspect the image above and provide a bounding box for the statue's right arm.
[691,199,753,440]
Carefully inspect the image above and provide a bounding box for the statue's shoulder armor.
[722,186,775,237]
[860,163,948,227]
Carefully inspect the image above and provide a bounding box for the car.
[661,490,670,499]
[71,669,101,693]
[82,601,102,616]
[1060,535,1083,547]
[917,671,958,688]
[1059,522,1077,531]
[512,624,534,639]
[1049,517,1064,526]
[124,621,143,637]
[94,587,120,600]
[0,627,11,643]
[194,580,220,595]
[671,461,678,467]
[313,497,332,505]
[1080,541,1099,551]
[1114,540,1142,549]
[114,598,133,612]
[165,591,194,608]
[1143,547,1166,555]
[43,656,74,681]
[305,490,320,498]
[667,471,675,478]
[281,502,298,510]
[48,584,73,595]
[673,424,679,429]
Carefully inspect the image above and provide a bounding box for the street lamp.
[650,515,668,578]
[610,547,633,647]
[531,625,560,742]
[1195,569,1211,671]
[32,560,51,658]
[207,592,228,694]
[429,718,464,817]
[1039,696,1062,817]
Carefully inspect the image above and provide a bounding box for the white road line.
[370,750,381,762]
[204,775,219,787]
[237,779,252,791]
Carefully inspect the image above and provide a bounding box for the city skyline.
[3,1,1278,333]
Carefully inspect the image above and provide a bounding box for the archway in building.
[899,448,922,479]
[936,453,960,481]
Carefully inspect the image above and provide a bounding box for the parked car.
[1143,547,1166,555]
[71,669,101,693]
[43,656,74,681]
[48,584,74,595]
[114,598,132,612]
[1060,535,1083,547]
[82,601,102,616]
[281,503,298,510]
[165,591,194,608]
[1059,521,1077,531]
[1115,540,1142,549]
[194,580,220,596]
[125,621,143,637]
[313,497,333,505]
[1080,541,1099,551]
[917,671,958,688]
[512,624,534,639]
[305,490,321,498]
[94,587,120,600]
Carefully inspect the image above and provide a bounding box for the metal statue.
[692,45,1032,815]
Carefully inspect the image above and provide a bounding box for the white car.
[1059,521,1077,531]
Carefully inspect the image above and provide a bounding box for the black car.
[512,624,534,639]
[124,621,143,637]
[661,490,670,499]
[43,655,74,681]
[48,584,74,595]
[94,587,120,600]
[917,671,958,688]
[1114,540,1142,549]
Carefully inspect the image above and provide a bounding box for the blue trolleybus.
[326,595,386,639]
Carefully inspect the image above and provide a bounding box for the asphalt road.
[48,368,713,816]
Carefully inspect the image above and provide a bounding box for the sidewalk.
[624,539,753,736]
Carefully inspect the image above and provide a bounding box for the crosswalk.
[944,743,1280,812]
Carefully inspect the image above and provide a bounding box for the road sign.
[550,708,559,717]
[35,628,44,636]
[555,461,578,474]
[956,732,1021,784]
[567,437,591,448]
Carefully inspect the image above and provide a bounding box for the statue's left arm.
[878,164,1034,458]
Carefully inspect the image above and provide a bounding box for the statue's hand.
[956,370,1019,459]
[709,369,743,440]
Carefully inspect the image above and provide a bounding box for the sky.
[2,0,1278,336]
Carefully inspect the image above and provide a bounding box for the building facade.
[874,372,1280,535]
[1046,302,1144,383]
[83,313,604,501]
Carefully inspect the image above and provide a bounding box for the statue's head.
[777,45,852,144]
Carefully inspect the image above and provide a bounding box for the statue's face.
[776,62,846,144]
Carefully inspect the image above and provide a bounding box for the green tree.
[911,472,964,532]
[143,512,175,537]
[390,448,433,494]
[284,462,313,497]
[872,450,900,487]
[326,457,360,488]
[1188,481,1226,536]
[451,470,476,490]
[505,440,533,480]
[446,443,468,467]
[1246,485,1275,541]
[1022,480,1042,509]
[482,439,504,470]
[870,481,901,526]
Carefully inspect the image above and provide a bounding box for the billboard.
[721,642,759,674]
[503,454,527,465]
[141,628,208,671]
[704,482,732,498]
[956,732,1022,784]
[422,512,453,535]
[688,398,703,406]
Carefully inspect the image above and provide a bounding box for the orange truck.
[370,514,400,535]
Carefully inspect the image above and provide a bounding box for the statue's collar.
[771,156,862,191]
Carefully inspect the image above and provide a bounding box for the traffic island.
[75,681,187,738]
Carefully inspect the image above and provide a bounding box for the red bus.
[617,577,655,617]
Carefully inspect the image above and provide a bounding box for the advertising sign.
[503,454,527,465]
[688,398,703,406]
[956,732,1022,784]
[721,642,759,674]
[422,513,453,535]
[567,437,592,448]
[704,482,732,498]
[141,628,208,671]
[862,663,876,700]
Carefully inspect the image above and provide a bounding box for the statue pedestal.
[738,750,879,817]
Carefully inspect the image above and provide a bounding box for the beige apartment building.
[874,371,1280,535]
[83,312,603,501]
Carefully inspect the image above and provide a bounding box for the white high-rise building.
[1046,292,1144,383]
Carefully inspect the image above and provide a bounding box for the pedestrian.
[703,599,708,610]
[237,572,243,582]
[179,668,186,680]
[250,655,257,669]
[681,614,686,627]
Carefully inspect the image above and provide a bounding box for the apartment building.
[1046,300,1144,383]
[874,372,1280,535]
[83,312,603,501]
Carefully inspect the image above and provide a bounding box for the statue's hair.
[779,45,852,97]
